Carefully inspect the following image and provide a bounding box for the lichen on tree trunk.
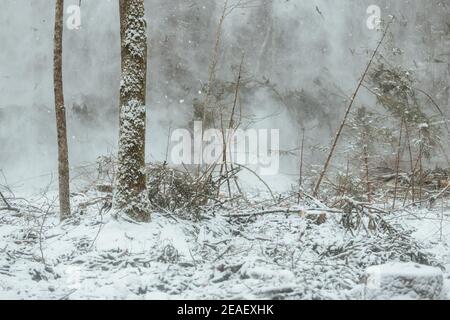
[114,0,150,222]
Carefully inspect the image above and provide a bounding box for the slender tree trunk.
[392,119,404,210]
[297,128,305,204]
[404,122,415,204]
[53,0,71,220]
[362,139,372,204]
[312,20,392,197]
[418,133,424,203]
[114,0,150,222]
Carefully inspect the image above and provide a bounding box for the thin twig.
[235,164,276,203]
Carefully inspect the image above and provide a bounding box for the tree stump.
[365,263,444,300]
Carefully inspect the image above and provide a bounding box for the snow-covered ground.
[0,188,449,300]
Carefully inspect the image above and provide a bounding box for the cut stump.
[365,262,444,300]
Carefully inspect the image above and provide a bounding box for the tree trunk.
[53,0,71,220]
[114,0,150,222]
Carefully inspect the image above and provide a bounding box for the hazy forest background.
[1,0,448,191]
[0,0,449,300]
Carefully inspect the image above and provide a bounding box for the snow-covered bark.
[114,0,150,222]
[53,0,71,220]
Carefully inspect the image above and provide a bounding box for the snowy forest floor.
[1,187,450,300]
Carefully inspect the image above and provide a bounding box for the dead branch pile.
[81,157,241,219]
[372,167,449,189]
[336,197,402,234]
[146,163,218,219]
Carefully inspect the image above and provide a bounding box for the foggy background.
[0,0,449,192]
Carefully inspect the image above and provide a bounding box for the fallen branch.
[235,164,276,203]
[213,245,233,262]
[228,207,341,218]
[0,191,19,212]
[429,183,450,207]
[59,289,78,300]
